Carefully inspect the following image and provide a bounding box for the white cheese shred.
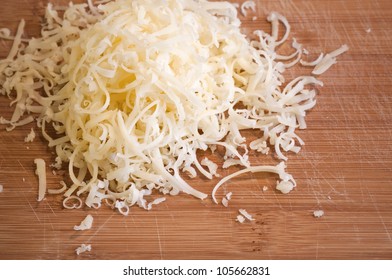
[34,158,46,202]
[0,184,3,193]
[236,215,245,223]
[222,197,229,207]
[63,195,83,209]
[0,0,347,212]
[75,244,91,255]
[312,45,349,75]
[241,1,256,17]
[47,181,67,194]
[212,162,295,203]
[239,209,254,221]
[74,214,94,231]
[24,128,36,142]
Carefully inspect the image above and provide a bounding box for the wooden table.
[0,0,391,260]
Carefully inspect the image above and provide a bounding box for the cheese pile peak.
[0,0,347,213]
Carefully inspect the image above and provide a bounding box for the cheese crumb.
[75,244,91,255]
[239,209,254,221]
[236,215,245,223]
[276,180,295,194]
[313,210,324,218]
[24,128,36,142]
[73,214,94,231]
[0,184,3,193]
[262,186,268,192]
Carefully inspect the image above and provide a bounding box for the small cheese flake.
[252,16,258,21]
[313,210,324,218]
[147,197,166,210]
[75,244,91,255]
[34,158,46,202]
[276,180,295,194]
[366,28,371,33]
[239,209,254,221]
[236,215,245,223]
[73,214,94,231]
[241,0,256,17]
[0,184,3,193]
[222,197,229,207]
[201,157,220,178]
[24,128,36,142]
[226,192,233,201]
[262,186,268,192]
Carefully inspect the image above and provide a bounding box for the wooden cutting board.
[0,0,391,260]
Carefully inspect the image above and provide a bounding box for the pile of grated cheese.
[0,0,347,214]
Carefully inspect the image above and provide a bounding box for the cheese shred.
[34,158,46,202]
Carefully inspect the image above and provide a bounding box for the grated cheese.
[24,128,36,142]
[313,210,324,218]
[222,197,229,207]
[34,158,46,201]
[241,1,256,17]
[74,214,94,231]
[236,215,245,223]
[312,45,349,75]
[63,195,83,209]
[48,181,67,194]
[0,0,347,212]
[0,184,3,193]
[239,208,254,221]
[75,244,91,255]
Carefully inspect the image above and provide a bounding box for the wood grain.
[0,0,391,260]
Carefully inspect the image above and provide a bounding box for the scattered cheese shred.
[241,0,256,17]
[236,215,245,223]
[0,0,347,212]
[75,244,91,255]
[239,209,254,221]
[47,181,67,194]
[313,210,324,218]
[147,197,166,210]
[74,214,94,231]
[212,162,295,203]
[222,197,229,207]
[34,158,46,202]
[24,128,36,142]
[0,184,3,193]
[312,45,349,75]
[63,195,83,209]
